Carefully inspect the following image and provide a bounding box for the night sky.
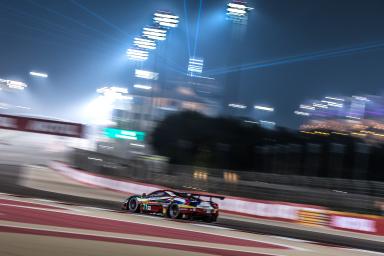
[1,0,384,128]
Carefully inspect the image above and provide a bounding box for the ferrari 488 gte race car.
[122,190,224,222]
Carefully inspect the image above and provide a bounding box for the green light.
[104,128,146,141]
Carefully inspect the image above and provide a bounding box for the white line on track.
[79,206,112,211]
[71,209,89,213]
[132,214,168,221]
[0,203,60,211]
[268,236,310,243]
[342,248,384,255]
[192,224,233,230]
[34,199,59,203]
[0,223,289,256]
[25,165,47,169]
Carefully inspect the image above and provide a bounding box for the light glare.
[29,71,48,78]
[133,84,152,90]
[135,69,159,80]
[294,111,310,116]
[228,103,247,109]
[254,105,274,112]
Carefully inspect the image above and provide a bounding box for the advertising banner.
[0,114,85,138]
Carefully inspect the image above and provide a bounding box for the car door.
[147,191,168,213]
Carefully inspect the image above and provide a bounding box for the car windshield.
[165,191,176,197]
[174,192,200,200]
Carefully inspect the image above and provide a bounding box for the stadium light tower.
[143,26,167,41]
[226,1,253,24]
[126,10,179,62]
[126,48,149,61]
[188,57,204,76]
[153,11,179,28]
[133,37,157,50]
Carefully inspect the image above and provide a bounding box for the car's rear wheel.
[127,197,140,213]
[204,215,217,223]
[168,203,181,219]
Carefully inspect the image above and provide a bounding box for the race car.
[122,190,224,222]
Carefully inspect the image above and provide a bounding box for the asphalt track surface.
[0,131,383,255]
[3,193,375,256]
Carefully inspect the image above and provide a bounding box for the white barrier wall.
[50,161,325,221]
[50,161,164,195]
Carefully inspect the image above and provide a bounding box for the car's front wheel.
[127,197,140,213]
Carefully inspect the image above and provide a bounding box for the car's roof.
[150,190,203,200]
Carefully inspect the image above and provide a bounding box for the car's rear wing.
[190,193,225,201]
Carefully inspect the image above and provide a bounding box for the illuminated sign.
[104,128,145,141]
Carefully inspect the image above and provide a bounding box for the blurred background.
[1,0,384,226]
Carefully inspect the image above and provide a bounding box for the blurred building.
[297,95,384,142]
[112,74,220,130]
[96,74,221,158]
[153,74,221,118]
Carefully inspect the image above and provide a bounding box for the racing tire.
[168,203,181,219]
[127,197,140,213]
[204,215,218,223]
